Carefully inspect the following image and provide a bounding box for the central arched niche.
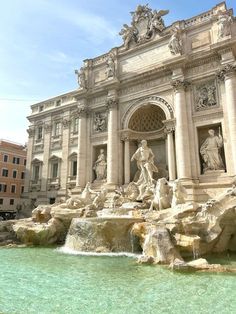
[127,104,168,181]
[128,104,165,132]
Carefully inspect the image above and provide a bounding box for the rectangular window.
[34,165,40,181]
[21,186,24,194]
[21,172,25,179]
[13,157,20,164]
[37,126,43,140]
[3,155,8,162]
[11,185,16,193]
[49,197,56,204]
[24,159,27,166]
[54,122,61,136]
[72,160,77,176]
[73,117,79,133]
[0,184,7,192]
[13,170,17,178]
[2,169,8,177]
[52,163,58,178]
[10,199,14,205]
[0,199,3,205]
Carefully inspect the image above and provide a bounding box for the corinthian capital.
[171,79,190,92]
[27,127,35,137]
[106,98,118,110]
[216,64,236,81]
[77,105,89,117]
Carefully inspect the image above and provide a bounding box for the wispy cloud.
[37,0,118,44]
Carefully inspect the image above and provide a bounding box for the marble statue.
[200,129,225,172]
[93,149,107,181]
[149,9,169,34]
[217,11,232,39]
[130,4,152,24]
[149,177,171,211]
[119,24,137,50]
[131,140,158,199]
[94,113,107,132]
[168,28,182,55]
[63,182,95,209]
[171,179,187,207]
[75,67,86,89]
[119,6,168,49]
[105,54,115,79]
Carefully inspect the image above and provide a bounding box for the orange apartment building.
[0,139,27,212]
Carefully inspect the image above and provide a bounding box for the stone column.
[41,121,52,192]
[123,137,130,184]
[106,98,119,187]
[24,127,35,193]
[59,114,70,196]
[171,79,191,179]
[166,129,176,181]
[218,64,236,174]
[75,105,88,189]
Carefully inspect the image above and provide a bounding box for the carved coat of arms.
[119,4,169,49]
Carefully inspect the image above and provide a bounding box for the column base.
[71,186,83,195]
[104,183,119,191]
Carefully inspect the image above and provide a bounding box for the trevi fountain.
[1,2,236,314]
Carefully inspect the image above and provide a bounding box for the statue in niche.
[200,128,225,173]
[93,149,107,181]
[195,82,217,111]
[94,113,107,132]
[105,54,115,79]
[131,140,158,199]
[75,67,87,89]
[217,11,232,39]
[168,28,182,55]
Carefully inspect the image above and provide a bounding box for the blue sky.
[0,0,235,144]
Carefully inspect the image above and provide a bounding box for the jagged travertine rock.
[32,205,52,223]
[13,218,66,245]
[65,217,143,253]
[132,222,183,264]
[0,220,18,246]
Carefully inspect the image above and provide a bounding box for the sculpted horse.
[149,177,172,211]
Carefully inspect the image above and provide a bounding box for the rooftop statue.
[75,67,87,89]
[168,27,182,55]
[217,10,232,39]
[119,4,169,49]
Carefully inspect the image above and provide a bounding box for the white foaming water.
[56,246,141,258]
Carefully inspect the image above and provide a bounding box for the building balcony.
[67,175,76,189]
[30,179,41,192]
[47,177,60,190]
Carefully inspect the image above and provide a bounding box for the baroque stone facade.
[24,2,236,205]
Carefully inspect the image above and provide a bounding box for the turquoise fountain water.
[0,247,236,314]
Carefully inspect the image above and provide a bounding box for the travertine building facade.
[24,2,236,205]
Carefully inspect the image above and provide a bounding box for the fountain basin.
[65,217,143,253]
